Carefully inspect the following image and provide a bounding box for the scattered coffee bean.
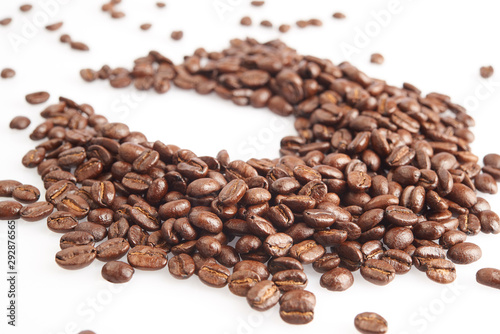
[251,1,264,6]
[12,184,40,203]
[102,261,134,283]
[45,22,63,31]
[279,290,315,325]
[480,66,494,78]
[20,4,33,12]
[25,91,50,104]
[55,245,96,270]
[333,12,346,19]
[240,16,252,26]
[320,267,354,291]
[140,23,152,31]
[279,24,290,33]
[171,31,183,40]
[0,18,12,26]
[370,53,384,65]
[0,201,23,220]
[156,2,165,8]
[246,280,280,311]
[9,116,30,130]
[476,268,500,290]
[446,242,482,264]
[354,312,388,334]
[1,68,15,79]
[70,41,90,51]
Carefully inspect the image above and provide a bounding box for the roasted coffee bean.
[75,222,107,242]
[312,252,340,273]
[22,148,46,167]
[383,227,413,250]
[381,249,412,274]
[361,241,384,260]
[159,199,191,219]
[289,240,325,264]
[320,267,354,291]
[412,221,446,240]
[385,205,418,226]
[218,179,248,205]
[47,211,78,232]
[168,253,195,279]
[370,53,384,65]
[228,270,261,296]
[476,268,500,290]
[458,213,481,235]
[96,238,130,261]
[57,194,89,219]
[246,280,280,311]
[313,229,347,247]
[266,204,294,229]
[91,181,115,207]
[196,236,222,258]
[360,259,395,285]
[127,245,167,270]
[12,184,40,203]
[480,66,494,78]
[20,201,54,222]
[447,184,477,208]
[338,241,364,271]
[26,91,50,104]
[0,180,22,197]
[246,215,276,237]
[447,242,481,264]
[272,269,308,292]
[354,312,388,334]
[413,246,446,271]
[357,209,384,232]
[263,233,293,257]
[10,116,31,129]
[189,210,223,234]
[102,261,135,283]
[477,210,500,234]
[425,258,456,284]
[60,231,95,249]
[475,173,497,194]
[234,260,269,280]
[0,201,23,220]
[439,230,467,249]
[216,245,240,268]
[55,245,96,270]
[268,257,303,275]
[198,262,230,288]
[279,290,315,325]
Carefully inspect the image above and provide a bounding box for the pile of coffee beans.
[6,38,500,329]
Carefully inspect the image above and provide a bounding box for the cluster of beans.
[13,38,500,326]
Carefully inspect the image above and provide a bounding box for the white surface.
[1,1,500,333]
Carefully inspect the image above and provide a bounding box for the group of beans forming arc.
[4,38,500,329]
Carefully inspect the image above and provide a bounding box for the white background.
[1,0,500,333]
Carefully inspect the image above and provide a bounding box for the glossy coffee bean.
[0,201,23,220]
[246,280,280,311]
[168,253,195,279]
[127,245,168,270]
[360,259,396,285]
[289,240,325,264]
[228,270,261,296]
[47,211,78,232]
[12,185,40,203]
[55,245,97,270]
[60,231,95,249]
[198,262,230,288]
[320,267,354,291]
[101,261,135,283]
[425,258,456,284]
[354,312,388,334]
[476,268,500,290]
[96,238,130,261]
[272,269,308,292]
[263,233,293,257]
[279,290,315,325]
[447,242,481,264]
[0,180,23,197]
[20,201,54,222]
[268,257,304,275]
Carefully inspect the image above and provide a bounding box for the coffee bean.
[12,184,40,203]
[55,245,96,270]
[289,240,325,264]
[370,53,384,65]
[425,258,456,284]
[70,41,90,51]
[272,269,308,292]
[447,242,481,264]
[279,24,290,33]
[10,116,30,129]
[385,205,418,226]
[171,31,183,40]
[57,194,90,219]
[477,210,500,234]
[26,91,50,104]
[127,245,167,270]
[380,249,412,274]
[383,227,413,250]
[458,213,481,235]
[320,267,354,291]
[263,233,293,257]
[198,262,230,288]
[476,268,500,289]
[354,312,388,334]
[60,231,94,249]
[0,18,12,26]
[102,261,134,283]
[196,236,222,258]
[96,238,130,261]
[268,257,303,275]
[0,201,23,220]
[279,290,315,325]
[20,201,54,222]
[480,66,494,79]
[168,253,195,279]
[234,260,269,280]
[338,241,364,271]
[48,211,78,233]
[45,22,63,31]
[333,12,346,19]
[246,280,280,311]
[22,148,46,168]
[361,259,395,285]
[439,230,466,249]
[447,184,477,208]
[240,16,252,26]
[251,1,264,6]
[228,270,261,296]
